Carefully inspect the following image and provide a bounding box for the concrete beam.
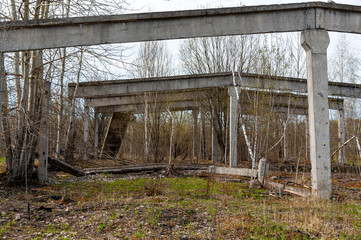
[95,100,199,114]
[70,73,361,99]
[209,166,257,178]
[86,90,206,107]
[1,2,360,52]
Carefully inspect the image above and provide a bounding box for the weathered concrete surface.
[70,73,361,99]
[86,87,344,110]
[86,90,206,107]
[258,158,269,183]
[338,107,346,164]
[193,108,199,162]
[102,112,133,158]
[96,100,199,114]
[302,29,331,200]
[209,166,257,178]
[38,81,51,182]
[212,123,218,163]
[228,87,239,168]
[83,106,90,161]
[0,2,360,52]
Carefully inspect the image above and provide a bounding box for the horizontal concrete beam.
[71,72,361,99]
[86,90,206,107]
[89,89,343,112]
[95,100,199,114]
[1,2,360,52]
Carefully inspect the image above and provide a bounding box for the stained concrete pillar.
[283,115,288,161]
[200,107,206,160]
[38,81,51,182]
[94,112,99,158]
[193,108,199,162]
[338,105,346,165]
[83,105,90,161]
[144,93,149,162]
[212,124,218,163]
[0,53,4,159]
[301,30,331,200]
[228,87,240,168]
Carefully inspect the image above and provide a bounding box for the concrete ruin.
[1,2,361,199]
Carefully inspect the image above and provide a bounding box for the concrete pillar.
[338,106,346,164]
[144,93,149,162]
[64,87,76,162]
[228,87,240,168]
[83,105,90,161]
[305,114,309,162]
[283,116,288,161]
[301,30,331,200]
[212,124,218,163]
[94,112,99,158]
[193,108,199,162]
[38,81,51,182]
[200,108,206,160]
[0,53,4,159]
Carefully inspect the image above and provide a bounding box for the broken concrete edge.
[266,181,311,198]
[48,157,85,177]
[208,166,257,178]
[84,164,210,175]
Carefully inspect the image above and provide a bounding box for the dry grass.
[0,173,360,239]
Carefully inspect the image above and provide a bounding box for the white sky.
[119,0,361,78]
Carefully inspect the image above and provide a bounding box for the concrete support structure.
[1,2,360,53]
[0,53,4,159]
[38,81,51,182]
[193,108,199,162]
[94,112,99,158]
[144,94,149,162]
[212,124,218,163]
[71,73,361,100]
[200,108,206,160]
[83,105,90,161]
[283,116,289,161]
[301,30,331,200]
[338,105,346,164]
[228,87,240,168]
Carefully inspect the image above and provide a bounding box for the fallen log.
[48,157,85,177]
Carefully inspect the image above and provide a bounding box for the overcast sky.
[127,0,361,13]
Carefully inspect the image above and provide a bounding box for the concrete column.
[94,112,99,158]
[144,93,149,162]
[200,108,206,160]
[38,81,51,182]
[212,124,218,163]
[193,108,199,162]
[301,30,331,200]
[305,114,309,162]
[338,106,346,164]
[283,116,288,161]
[228,87,240,168]
[64,87,76,162]
[83,105,90,161]
[0,53,4,159]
